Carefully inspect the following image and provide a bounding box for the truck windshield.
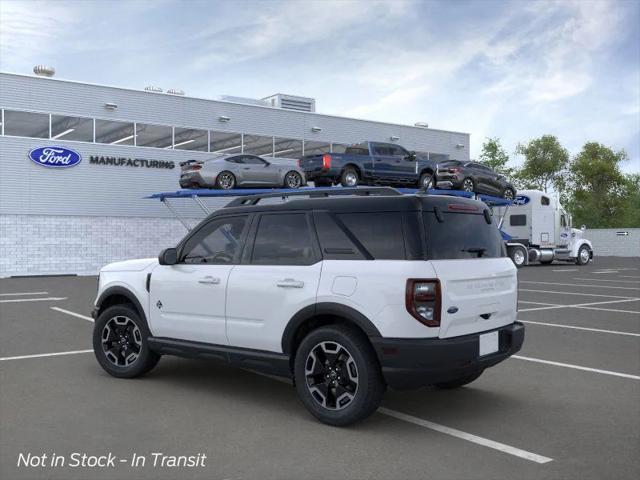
[423,212,505,260]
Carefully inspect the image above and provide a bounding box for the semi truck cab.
[496,190,593,267]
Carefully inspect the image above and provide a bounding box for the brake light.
[322,154,331,169]
[406,279,441,327]
[191,164,202,171]
[297,159,301,167]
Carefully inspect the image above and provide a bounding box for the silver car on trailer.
[179,154,306,189]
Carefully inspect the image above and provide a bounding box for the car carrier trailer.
[147,186,591,267]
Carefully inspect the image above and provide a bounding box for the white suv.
[92,188,524,426]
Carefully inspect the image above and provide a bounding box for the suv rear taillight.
[406,279,441,327]
[322,154,331,170]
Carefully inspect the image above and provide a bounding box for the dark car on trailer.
[436,160,516,200]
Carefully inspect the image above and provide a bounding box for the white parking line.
[378,408,553,464]
[249,370,553,464]
[518,297,640,312]
[520,289,637,299]
[519,320,640,337]
[0,349,93,362]
[518,300,559,306]
[572,278,640,284]
[0,297,68,304]
[574,306,640,315]
[592,270,619,274]
[552,269,578,272]
[0,291,49,296]
[521,281,640,291]
[620,275,640,279]
[513,356,640,380]
[51,307,94,322]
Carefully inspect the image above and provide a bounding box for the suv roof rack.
[224,187,402,207]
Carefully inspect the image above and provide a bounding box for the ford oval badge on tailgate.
[28,146,82,168]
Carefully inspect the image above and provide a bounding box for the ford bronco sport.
[92,187,524,426]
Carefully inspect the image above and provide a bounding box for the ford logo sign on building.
[28,146,82,168]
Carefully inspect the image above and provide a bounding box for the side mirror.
[159,247,178,265]
[581,225,586,231]
[405,151,416,161]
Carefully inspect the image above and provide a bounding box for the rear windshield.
[423,212,505,259]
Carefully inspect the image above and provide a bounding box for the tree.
[479,137,512,176]
[514,135,569,193]
[618,174,640,228]
[565,142,632,228]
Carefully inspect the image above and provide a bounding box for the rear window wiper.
[461,247,487,258]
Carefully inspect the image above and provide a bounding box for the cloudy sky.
[1,0,638,172]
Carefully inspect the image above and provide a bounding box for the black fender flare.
[281,302,381,354]
[95,286,147,323]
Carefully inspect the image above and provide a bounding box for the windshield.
[423,211,505,259]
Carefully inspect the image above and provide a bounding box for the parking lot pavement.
[1,257,639,479]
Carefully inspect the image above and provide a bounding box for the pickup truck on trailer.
[299,141,439,189]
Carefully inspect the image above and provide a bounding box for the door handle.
[198,276,221,285]
[277,278,304,288]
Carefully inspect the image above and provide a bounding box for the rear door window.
[423,212,505,259]
[251,213,318,265]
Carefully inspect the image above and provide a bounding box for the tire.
[576,245,591,266]
[284,171,303,189]
[93,304,160,378]
[502,187,515,201]
[340,167,359,187]
[215,171,236,190]
[434,370,483,389]
[418,172,434,190]
[461,177,475,192]
[294,325,385,426]
[508,246,527,268]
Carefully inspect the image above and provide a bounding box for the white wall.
[586,228,640,257]
[0,214,188,277]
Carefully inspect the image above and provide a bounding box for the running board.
[147,337,292,378]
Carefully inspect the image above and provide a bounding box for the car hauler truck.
[496,190,593,267]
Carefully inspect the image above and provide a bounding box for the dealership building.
[0,70,470,277]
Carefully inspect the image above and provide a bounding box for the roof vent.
[414,122,429,128]
[33,65,55,77]
[262,94,316,112]
[144,86,163,93]
[167,88,185,96]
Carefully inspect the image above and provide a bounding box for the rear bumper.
[303,167,340,181]
[179,172,208,188]
[371,322,525,390]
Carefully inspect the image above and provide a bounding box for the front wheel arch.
[96,286,147,325]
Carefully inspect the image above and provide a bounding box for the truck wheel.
[419,172,434,190]
[216,171,236,190]
[294,325,385,426]
[93,304,160,378]
[508,245,527,268]
[462,178,475,192]
[576,245,591,265]
[434,371,483,389]
[340,168,359,187]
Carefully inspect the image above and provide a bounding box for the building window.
[135,123,173,148]
[3,110,49,138]
[173,127,208,151]
[273,137,303,158]
[243,134,274,156]
[95,119,135,145]
[51,115,94,142]
[210,131,242,154]
[303,140,331,156]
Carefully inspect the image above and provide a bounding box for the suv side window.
[251,213,318,265]
[181,215,248,264]
[337,212,405,260]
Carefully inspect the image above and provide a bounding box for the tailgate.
[431,258,517,338]
[298,154,325,171]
